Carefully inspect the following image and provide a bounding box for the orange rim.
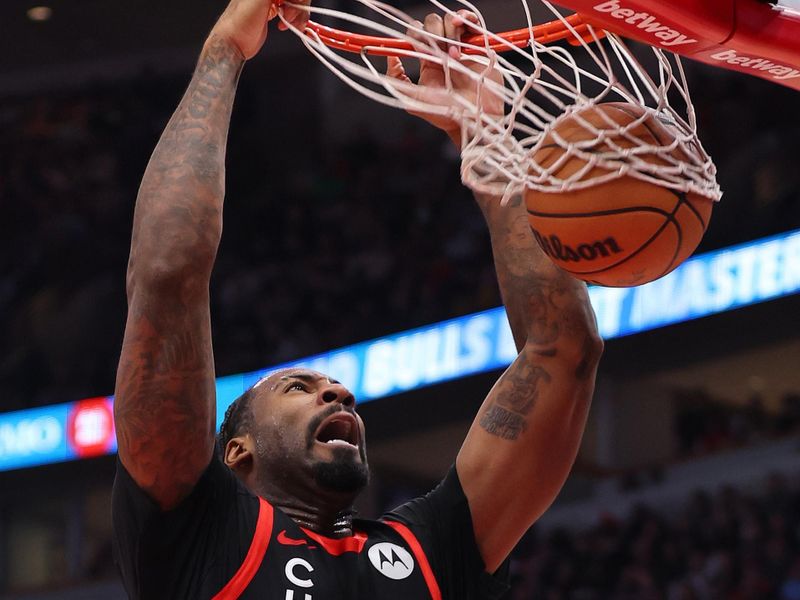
[304,13,602,56]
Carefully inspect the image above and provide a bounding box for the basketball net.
[279,0,722,205]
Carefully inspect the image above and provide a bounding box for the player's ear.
[224,436,254,472]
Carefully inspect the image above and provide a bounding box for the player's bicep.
[456,341,599,571]
[114,282,217,510]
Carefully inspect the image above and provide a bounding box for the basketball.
[526,102,715,287]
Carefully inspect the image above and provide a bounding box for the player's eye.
[287,382,307,392]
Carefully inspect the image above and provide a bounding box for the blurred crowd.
[1,57,800,413]
[507,471,800,600]
[0,71,501,410]
[674,390,800,458]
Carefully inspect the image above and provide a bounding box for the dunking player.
[111,0,603,597]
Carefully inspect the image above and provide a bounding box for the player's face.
[250,369,369,496]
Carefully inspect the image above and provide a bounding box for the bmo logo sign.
[0,416,63,457]
[67,398,115,458]
[0,405,69,471]
[0,397,116,471]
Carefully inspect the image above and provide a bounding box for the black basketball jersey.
[112,454,510,599]
[213,497,443,599]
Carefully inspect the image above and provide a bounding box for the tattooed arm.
[455,194,603,571]
[474,193,568,352]
[114,0,307,510]
[388,11,603,572]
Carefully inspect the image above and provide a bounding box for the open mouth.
[314,412,359,450]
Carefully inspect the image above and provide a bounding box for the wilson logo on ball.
[532,231,624,262]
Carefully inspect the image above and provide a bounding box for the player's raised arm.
[388,10,604,573]
[114,0,307,510]
[456,194,602,569]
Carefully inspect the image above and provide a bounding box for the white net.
[279,0,722,204]
[776,0,800,16]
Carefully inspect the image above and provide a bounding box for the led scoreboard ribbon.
[1,229,799,472]
[589,229,800,338]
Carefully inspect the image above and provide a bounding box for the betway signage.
[707,50,800,82]
[1,229,800,472]
[592,0,697,47]
[555,0,800,91]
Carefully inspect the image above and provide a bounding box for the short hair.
[218,386,257,457]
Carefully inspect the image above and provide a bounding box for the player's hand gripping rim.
[210,0,311,60]
[386,10,505,146]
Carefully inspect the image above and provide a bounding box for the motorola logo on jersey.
[368,543,414,580]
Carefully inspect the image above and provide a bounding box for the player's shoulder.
[353,516,411,536]
[380,466,466,526]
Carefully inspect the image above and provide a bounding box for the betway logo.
[593,0,697,47]
[709,49,800,81]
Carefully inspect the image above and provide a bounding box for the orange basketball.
[526,102,714,287]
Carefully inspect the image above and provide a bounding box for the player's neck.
[281,503,356,537]
[254,480,357,537]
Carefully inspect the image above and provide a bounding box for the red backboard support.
[556,0,800,90]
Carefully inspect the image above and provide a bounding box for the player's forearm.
[128,35,243,289]
[459,192,603,571]
[475,192,602,357]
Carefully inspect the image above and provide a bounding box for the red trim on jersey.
[384,520,442,600]
[212,498,273,600]
[300,527,369,556]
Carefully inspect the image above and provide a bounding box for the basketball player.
[111,0,603,597]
